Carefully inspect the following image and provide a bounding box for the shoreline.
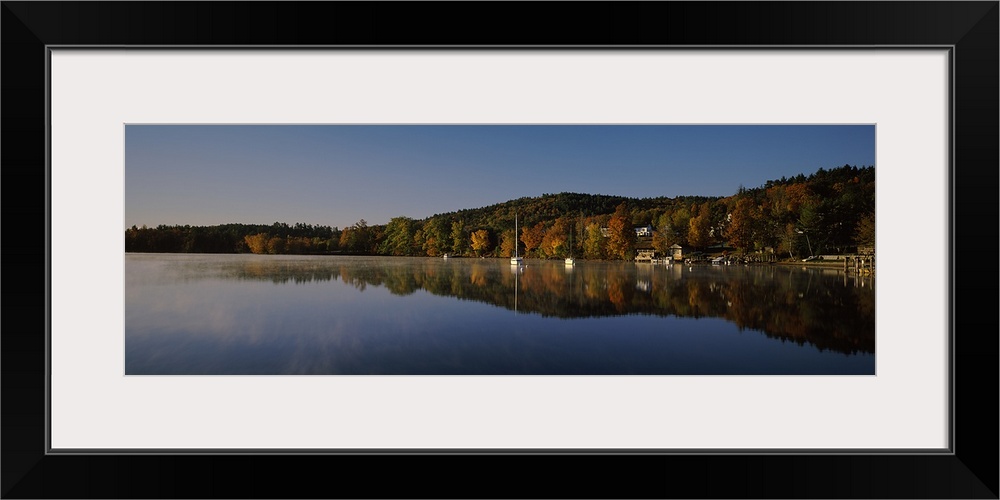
[774,260,849,269]
[124,251,872,271]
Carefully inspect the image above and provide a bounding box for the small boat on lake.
[565,233,575,265]
[511,214,523,265]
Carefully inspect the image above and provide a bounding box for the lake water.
[125,254,875,375]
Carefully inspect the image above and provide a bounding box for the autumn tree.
[339,227,356,253]
[499,229,517,258]
[521,222,546,258]
[583,221,606,260]
[422,217,449,257]
[470,229,491,256]
[244,233,269,254]
[725,197,762,253]
[540,217,570,258]
[783,183,813,214]
[687,213,712,249]
[765,185,789,220]
[606,202,635,260]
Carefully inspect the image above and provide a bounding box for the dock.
[844,254,875,275]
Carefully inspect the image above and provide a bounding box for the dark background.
[3,2,997,498]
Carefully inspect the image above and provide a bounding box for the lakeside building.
[600,225,656,238]
[669,244,684,260]
[635,249,656,261]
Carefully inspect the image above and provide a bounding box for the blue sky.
[125,125,874,230]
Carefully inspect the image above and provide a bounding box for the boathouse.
[669,244,684,260]
[635,249,656,261]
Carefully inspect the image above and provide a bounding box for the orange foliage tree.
[725,197,762,253]
[605,202,635,260]
[520,222,546,257]
[499,229,517,257]
[540,217,570,258]
[470,229,491,256]
[244,233,268,254]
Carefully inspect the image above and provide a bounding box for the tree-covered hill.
[126,164,874,260]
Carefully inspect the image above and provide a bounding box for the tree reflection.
[177,257,875,355]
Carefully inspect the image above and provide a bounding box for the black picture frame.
[3,2,996,498]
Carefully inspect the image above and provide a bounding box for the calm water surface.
[125,254,875,375]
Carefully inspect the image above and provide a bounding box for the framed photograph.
[4,2,996,498]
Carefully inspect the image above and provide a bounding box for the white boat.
[510,213,523,265]
[442,253,449,259]
[565,232,575,265]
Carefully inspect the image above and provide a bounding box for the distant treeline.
[126,164,875,259]
[125,222,340,254]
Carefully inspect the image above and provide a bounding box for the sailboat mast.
[510,212,523,264]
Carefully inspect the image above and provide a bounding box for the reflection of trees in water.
[195,258,875,355]
[200,259,341,285]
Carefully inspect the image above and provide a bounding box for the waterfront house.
[600,225,655,238]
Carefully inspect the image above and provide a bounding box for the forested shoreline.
[126,164,875,260]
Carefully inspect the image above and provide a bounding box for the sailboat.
[510,213,523,265]
[565,232,575,265]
